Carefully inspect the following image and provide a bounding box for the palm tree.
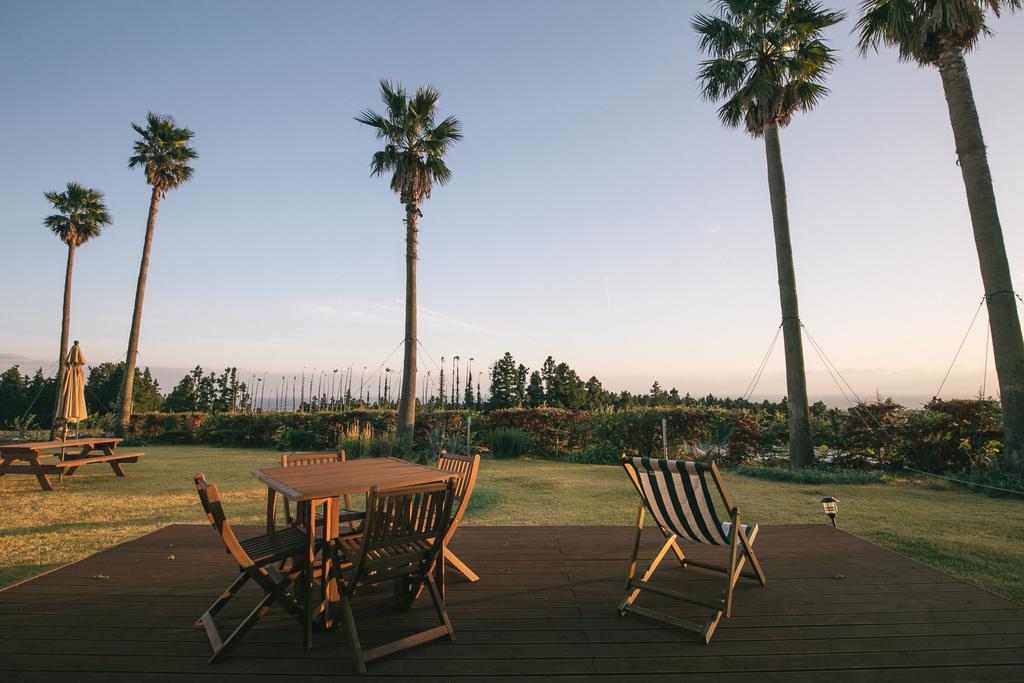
[43,182,111,438]
[693,0,845,468]
[117,112,197,435]
[356,80,463,451]
[857,1,1024,472]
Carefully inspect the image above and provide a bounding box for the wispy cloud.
[389,301,532,341]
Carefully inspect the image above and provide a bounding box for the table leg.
[435,536,446,604]
[321,497,340,630]
[30,456,54,491]
[100,445,128,478]
[304,501,315,651]
[265,489,278,533]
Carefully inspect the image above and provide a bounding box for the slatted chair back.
[194,473,255,569]
[332,479,458,672]
[347,480,455,590]
[436,452,479,536]
[280,451,341,468]
[279,450,348,526]
[621,457,736,546]
[194,473,309,664]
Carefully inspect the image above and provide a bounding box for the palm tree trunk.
[763,123,814,468]
[117,188,160,436]
[50,241,76,439]
[397,202,419,453]
[938,46,1024,472]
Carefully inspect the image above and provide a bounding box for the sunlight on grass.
[0,445,1021,603]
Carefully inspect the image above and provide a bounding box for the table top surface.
[252,456,456,501]
[0,437,122,452]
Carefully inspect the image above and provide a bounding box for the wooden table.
[252,456,456,651]
[0,437,142,491]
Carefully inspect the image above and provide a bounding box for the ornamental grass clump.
[487,429,532,459]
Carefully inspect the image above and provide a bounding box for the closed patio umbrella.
[56,340,88,439]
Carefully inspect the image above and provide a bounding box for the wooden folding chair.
[330,480,457,673]
[618,456,766,643]
[193,473,311,664]
[436,452,481,582]
[267,451,365,533]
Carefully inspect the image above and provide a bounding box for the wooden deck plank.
[0,524,1020,680]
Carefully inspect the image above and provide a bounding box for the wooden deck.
[1,524,1022,681]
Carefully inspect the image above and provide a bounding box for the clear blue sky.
[2,0,1022,405]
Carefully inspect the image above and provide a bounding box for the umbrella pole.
[58,422,67,483]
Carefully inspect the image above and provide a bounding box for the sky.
[1,0,1022,407]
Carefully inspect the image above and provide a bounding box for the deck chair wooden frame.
[266,451,364,533]
[436,452,481,582]
[193,473,312,664]
[619,456,766,643]
[330,480,456,673]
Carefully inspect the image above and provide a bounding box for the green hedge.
[125,398,1005,474]
[734,464,887,485]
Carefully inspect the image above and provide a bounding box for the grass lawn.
[1,445,1021,603]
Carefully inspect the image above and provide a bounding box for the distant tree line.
[484,351,802,414]
[2,351,806,428]
[0,362,161,430]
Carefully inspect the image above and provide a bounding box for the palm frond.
[42,182,111,246]
[369,146,400,177]
[410,86,440,126]
[856,0,1018,63]
[426,156,452,186]
[128,112,197,194]
[694,0,844,134]
[379,79,407,120]
[356,79,462,206]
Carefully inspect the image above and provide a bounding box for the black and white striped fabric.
[626,457,753,546]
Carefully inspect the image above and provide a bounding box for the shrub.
[725,410,763,464]
[837,399,904,468]
[209,429,242,446]
[487,429,532,459]
[413,410,473,450]
[277,429,317,451]
[484,408,589,458]
[339,436,396,459]
[588,406,734,458]
[128,412,206,440]
[156,429,192,444]
[565,446,620,465]
[894,399,1001,473]
[734,464,886,485]
[939,467,1024,499]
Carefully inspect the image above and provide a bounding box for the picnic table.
[0,437,143,491]
[252,456,457,651]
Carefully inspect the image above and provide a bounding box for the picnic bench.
[0,437,143,491]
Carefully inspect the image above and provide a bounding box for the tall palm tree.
[857,0,1024,472]
[356,80,463,451]
[693,0,845,468]
[43,182,111,438]
[117,112,197,435]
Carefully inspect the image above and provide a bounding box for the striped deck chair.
[619,455,766,643]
